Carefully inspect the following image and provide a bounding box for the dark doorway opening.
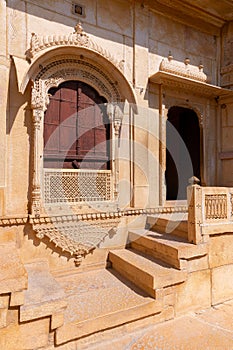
[166,106,201,200]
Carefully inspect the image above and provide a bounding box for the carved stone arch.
[31,55,122,112]
[162,96,204,128]
[169,103,204,129]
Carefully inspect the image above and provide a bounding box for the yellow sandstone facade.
[1,0,233,349]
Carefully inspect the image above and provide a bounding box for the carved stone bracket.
[32,218,120,266]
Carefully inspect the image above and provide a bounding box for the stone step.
[20,260,67,329]
[55,268,161,345]
[147,213,188,239]
[108,249,187,298]
[128,229,207,270]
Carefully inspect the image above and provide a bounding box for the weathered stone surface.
[0,229,16,244]
[0,308,7,328]
[197,299,233,332]
[20,260,67,322]
[55,268,161,345]
[10,291,24,307]
[129,229,207,269]
[209,234,233,268]
[175,270,211,315]
[0,317,50,350]
[109,248,187,297]
[0,243,27,294]
[212,264,233,305]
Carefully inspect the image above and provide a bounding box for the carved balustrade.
[187,184,233,244]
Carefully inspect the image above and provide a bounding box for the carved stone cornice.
[150,71,226,98]
[26,22,124,72]
[0,203,188,227]
[159,57,207,83]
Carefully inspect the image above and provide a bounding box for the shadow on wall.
[7,57,33,210]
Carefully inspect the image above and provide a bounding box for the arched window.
[44,81,110,170]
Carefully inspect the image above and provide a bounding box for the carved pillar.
[107,103,123,203]
[159,85,168,206]
[31,108,43,217]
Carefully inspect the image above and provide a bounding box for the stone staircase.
[0,213,211,349]
[108,213,208,318]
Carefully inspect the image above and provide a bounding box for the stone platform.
[54,268,161,345]
[85,299,233,350]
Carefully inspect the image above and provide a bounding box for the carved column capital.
[106,103,123,135]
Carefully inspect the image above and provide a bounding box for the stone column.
[31,108,44,217]
[159,85,168,206]
[107,103,123,204]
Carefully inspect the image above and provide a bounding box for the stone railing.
[187,184,233,244]
[43,169,112,204]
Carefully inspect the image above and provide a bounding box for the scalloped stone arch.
[30,55,123,111]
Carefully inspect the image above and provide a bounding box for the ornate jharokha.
[26,22,132,263]
[28,23,125,217]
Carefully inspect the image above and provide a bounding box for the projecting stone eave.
[149,70,233,99]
